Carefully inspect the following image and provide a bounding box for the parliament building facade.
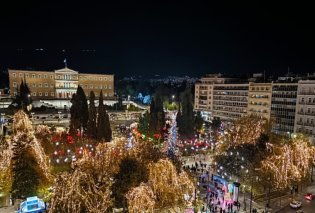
[8,67,114,100]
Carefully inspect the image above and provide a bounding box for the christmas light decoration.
[262,137,315,189]
[126,183,155,213]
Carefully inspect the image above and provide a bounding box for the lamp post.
[249,176,259,213]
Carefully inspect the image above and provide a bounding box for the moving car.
[304,193,315,201]
[290,200,302,209]
[17,196,46,213]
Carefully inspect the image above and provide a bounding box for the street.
[276,184,315,213]
[277,198,315,213]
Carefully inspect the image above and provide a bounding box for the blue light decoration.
[143,95,151,104]
[137,93,144,102]
[18,196,46,213]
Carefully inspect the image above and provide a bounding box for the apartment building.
[294,80,315,140]
[194,74,241,121]
[271,83,297,136]
[247,83,272,120]
[9,67,114,100]
[212,84,248,120]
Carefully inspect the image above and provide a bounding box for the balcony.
[297,111,315,116]
[299,92,315,95]
[298,101,315,105]
[296,122,314,127]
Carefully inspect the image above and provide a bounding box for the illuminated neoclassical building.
[9,67,114,100]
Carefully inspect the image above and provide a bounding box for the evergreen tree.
[11,111,50,199]
[194,111,204,131]
[138,111,150,134]
[87,91,97,139]
[69,86,89,135]
[12,80,32,112]
[149,92,165,133]
[178,88,194,138]
[97,90,112,141]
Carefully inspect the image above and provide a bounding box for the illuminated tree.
[35,125,53,155]
[217,115,267,153]
[10,111,51,199]
[126,183,155,213]
[262,135,315,189]
[148,159,194,207]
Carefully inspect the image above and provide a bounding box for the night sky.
[0,1,314,78]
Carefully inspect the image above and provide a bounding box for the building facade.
[294,80,315,140]
[212,84,248,120]
[271,83,297,136]
[8,68,114,100]
[247,83,272,120]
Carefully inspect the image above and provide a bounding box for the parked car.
[290,200,302,209]
[304,193,315,201]
[296,210,305,213]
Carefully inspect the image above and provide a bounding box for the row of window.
[13,92,54,96]
[250,86,271,91]
[12,73,54,79]
[11,73,113,81]
[79,76,113,81]
[83,85,112,90]
[13,82,53,88]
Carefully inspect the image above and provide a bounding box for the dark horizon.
[0,1,314,78]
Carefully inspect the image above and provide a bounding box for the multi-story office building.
[294,80,315,141]
[8,67,114,100]
[194,74,242,121]
[212,84,249,120]
[247,83,272,120]
[271,83,297,136]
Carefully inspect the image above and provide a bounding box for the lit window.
[26,74,29,78]
[33,92,36,96]
[104,85,107,89]
[44,74,47,78]
[105,93,108,97]
[13,82,17,87]
[39,83,42,87]
[12,73,16,77]
[45,92,48,96]
[104,77,108,81]
[44,83,48,87]
[13,92,17,96]
[99,77,102,80]
[19,73,23,77]
[109,86,112,89]
[39,92,42,96]
[38,74,41,78]
[50,75,53,79]
[32,74,35,78]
